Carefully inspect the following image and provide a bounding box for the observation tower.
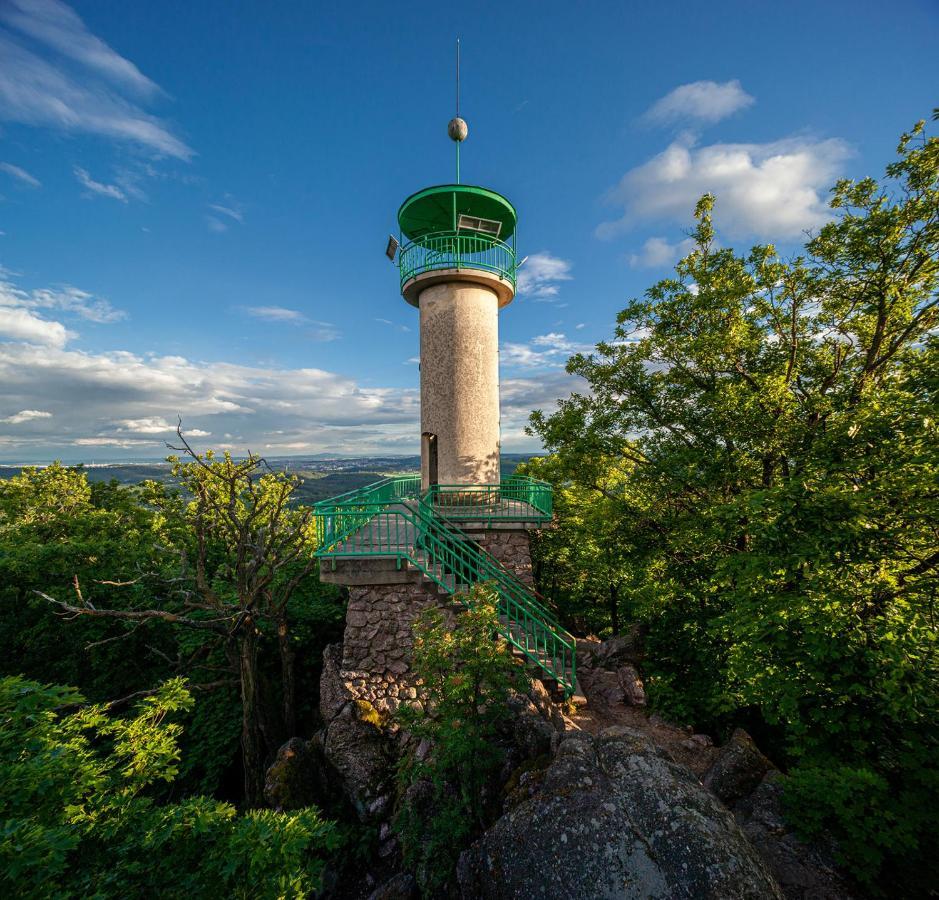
[312,46,578,714]
[389,85,518,490]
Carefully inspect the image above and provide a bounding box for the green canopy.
[398,184,517,242]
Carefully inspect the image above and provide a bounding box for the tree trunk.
[277,613,297,737]
[609,582,620,635]
[237,620,265,807]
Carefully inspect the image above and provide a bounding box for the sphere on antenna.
[448,117,468,142]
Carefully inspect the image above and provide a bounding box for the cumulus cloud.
[516,252,573,300]
[599,135,851,241]
[74,166,126,202]
[501,332,591,370]
[112,417,211,437]
[0,306,70,347]
[0,161,40,187]
[0,1,191,159]
[642,79,754,126]
[499,371,588,447]
[1,408,52,424]
[628,235,697,268]
[0,267,582,458]
[0,338,423,457]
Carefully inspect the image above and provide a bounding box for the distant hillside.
[0,454,540,504]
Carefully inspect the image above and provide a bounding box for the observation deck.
[396,184,517,305]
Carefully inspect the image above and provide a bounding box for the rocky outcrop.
[704,727,776,806]
[617,663,646,706]
[458,726,783,899]
[263,738,318,811]
[365,872,418,900]
[323,700,395,821]
[319,642,398,823]
[734,771,855,900]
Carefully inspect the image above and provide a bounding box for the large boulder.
[703,728,776,806]
[323,700,395,821]
[263,737,318,811]
[457,727,783,899]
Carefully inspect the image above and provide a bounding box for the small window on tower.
[457,214,502,238]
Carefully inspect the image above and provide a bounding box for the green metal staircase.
[312,476,577,698]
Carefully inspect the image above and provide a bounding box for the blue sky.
[0,0,936,461]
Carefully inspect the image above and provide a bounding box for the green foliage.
[394,590,523,892]
[528,119,939,891]
[0,464,176,700]
[0,675,342,899]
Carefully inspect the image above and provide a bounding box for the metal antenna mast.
[447,38,468,184]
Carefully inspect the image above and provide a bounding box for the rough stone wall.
[472,529,535,586]
[340,579,456,714]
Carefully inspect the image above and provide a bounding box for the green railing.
[426,475,553,524]
[312,475,421,551]
[311,474,575,696]
[398,230,517,292]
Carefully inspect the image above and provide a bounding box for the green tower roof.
[398,184,517,243]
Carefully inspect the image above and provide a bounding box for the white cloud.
[500,332,591,370]
[238,306,340,342]
[0,3,191,159]
[642,79,754,126]
[114,416,211,437]
[628,236,697,268]
[206,216,227,233]
[0,0,161,97]
[0,306,70,347]
[516,252,573,300]
[0,275,125,323]
[375,317,411,333]
[1,409,51,424]
[243,306,306,323]
[0,270,583,458]
[0,161,40,187]
[599,135,851,241]
[208,202,243,224]
[73,166,126,202]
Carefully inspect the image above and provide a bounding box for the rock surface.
[322,700,394,821]
[458,726,783,899]
[365,872,418,900]
[617,663,646,706]
[734,771,855,900]
[263,737,318,811]
[704,727,776,805]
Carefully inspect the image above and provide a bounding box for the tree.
[518,454,636,636]
[394,589,523,891]
[0,464,175,701]
[528,119,938,889]
[0,675,341,899]
[38,429,325,807]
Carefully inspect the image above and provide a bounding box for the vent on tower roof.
[457,213,502,238]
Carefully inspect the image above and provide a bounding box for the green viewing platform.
[396,184,517,304]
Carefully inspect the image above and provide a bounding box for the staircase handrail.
[312,500,575,695]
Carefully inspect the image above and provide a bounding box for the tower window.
[457,214,502,238]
